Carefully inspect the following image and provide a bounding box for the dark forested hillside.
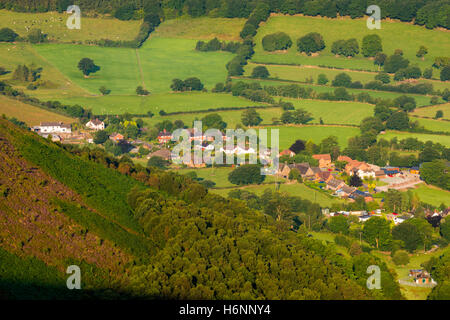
[0,118,405,299]
[0,0,448,29]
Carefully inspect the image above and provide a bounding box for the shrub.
[297,32,325,55]
[317,74,329,85]
[0,27,18,42]
[262,32,292,51]
[251,66,270,79]
[362,34,382,57]
[392,250,410,265]
[332,73,352,87]
[228,164,265,185]
[331,38,359,57]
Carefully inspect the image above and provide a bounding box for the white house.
[86,119,105,131]
[394,217,406,225]
[356,169,376,179]
[37,122,71,133]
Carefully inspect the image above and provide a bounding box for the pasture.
[55,92,265,115]
[152,17,246,41]
[265,125,359,150]
[139,107,282,128]
[232,77,438,107]
[0,10,140,43]
[413,117,450,133]
[33,37,233,94]
[283,98,374,125]
[380,131,450,147]
[412,184,450,207]
[211,182,343,207]
[412,103,450,120]
[0,95,75,126]
[245,62,448,92]
[253,15,450,72]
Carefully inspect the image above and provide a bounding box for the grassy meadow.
[152,17,246,41]
[413,117,450,133]
[253,15,450,72]
[54,92,265,115]
[265,125,359,150]
[412,103,450,120]
[412,184,450,207]
[0,10,141,43]
[0,95,75,125]
[233,77,438,107]
[380,131,450,147]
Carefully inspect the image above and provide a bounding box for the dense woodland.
[0,0,448,29]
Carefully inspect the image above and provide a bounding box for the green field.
[245,62,448,91]
[175,167,280,189]
[138,37,233,93]
[265,125,359,150]
[0,10,141,43]
[55,92,264,115]
[152,17,245,41]
[283,98,373,125]
[211,182,342,207]
[0,95,75,126]
[412,184,450,206]
[413,117,450,133]
[380,131,450,147]
[139,107,282,128]
[233,77,437,107]
[252,15,450,72]
[412,103,450,120]
[33,37,233,94]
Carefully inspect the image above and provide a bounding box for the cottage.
[336,185,356,198]
[85,119,105,131]
[37,122,72,134]
[337,155,353,163]
[279,149,295,157]
[409,270,436,285]
[315,170,333,183]
[326,178,346,191]
[410,167,420,175]
[158,129,173,144]
[312,154,332,168]
[110,133,124,143]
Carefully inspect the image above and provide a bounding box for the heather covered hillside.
[0,119,404,299]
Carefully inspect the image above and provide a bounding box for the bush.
[375,72,390,84]
[251,66,270,79]
[228,164,265,185]
[317,74,328,85]
[332,73,352,87]
[0,27,18,42]
[362,34,382,57]
[262,32,293,51]
[297,32,325,55]
[136,86,149,95]
[440,65,450,81]
[27,28,46,44]
[384,54,410,73]
[331,38,359,57]
[392,250,410,265]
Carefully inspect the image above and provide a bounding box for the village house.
[85,119,105,131]
[337,155,353,163]
[110,133,124,143]
[336,185,357,198]
[409,270,436,285]
[312,154,332,168]
[326,178,346,191]
[410,167,420,175]
[35,121,72,134]
[158,129,173,144]
[315,170,333,183]
[349,190,374,202]
[38,133,61,142]
[279,149,296,157]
